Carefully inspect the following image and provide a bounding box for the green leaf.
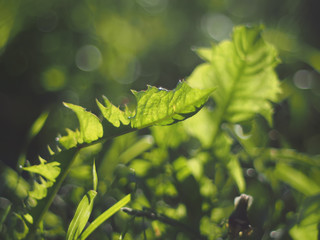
[23,156,60,182]
[0,198,11,232]
[66,190,97,240]
[13,213,30,239]
[96,96,130,127]
[212,131,233,160]
[183,108,216,148]
[227,155,246,193]
[92,160,98,192]
[63,102,103,146]
[130,81,214,128]
[194,46,215,62]
[290,212,319,240]
[188,25,281,126]
[173,156,192,182]
[28,177,53,200]
[27,111,49,140]
[289,195,320,239]
[0,161,30,199]
[298,195,320,224]
[117,135,154,164]
[27,148,79,239]
[0,1,19,50]
[17,111,49,171]
[59,128,81,149]
[151,123,189,148]
[274,163,320,196]
[61,82,213,149]
[80,194,131,240]
[270,148,320,168]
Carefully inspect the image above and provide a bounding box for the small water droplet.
[158,87,168,91]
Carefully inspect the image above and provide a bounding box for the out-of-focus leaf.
[27,111,49,140]
[183,108,216,148]
[270,148,320,168]
[290,212,319,240]
[14,213,30,239]
[298,194,320,224]
[227,156,246,193]
[0,162,30,199]
[0,1,19,49]
[274,163,320,196]
[80,194,131,240]
[187,158,203,181]
[173,153,207,184]
[66,190,97,240]
[232,119,269,155]
[98,132,138,184]
[185,25,281,195]
[0,198,12,232]
[23,156,60,182]
[17,111,49,171]
[69,165,91,181]
[195,46,214,62]
[173,157,192,182]
[129,159,152,176]
[151,123,189,148]
[289,195,320,239]
[213,131,233,160]
[188,25,281,126]
[117,135,154,164]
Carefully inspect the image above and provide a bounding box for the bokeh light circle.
[75,45,102,72]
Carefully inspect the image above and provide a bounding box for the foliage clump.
[1,25,319,240]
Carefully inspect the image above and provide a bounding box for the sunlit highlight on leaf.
[60,82,213,149]
[96,96,130,127]
[23,156,60,182]
[63,103,104,144]
[130,81,214,129]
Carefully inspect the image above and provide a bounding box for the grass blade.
[92,160,98,192]
[80,194,131,240]
[66,190,97,240]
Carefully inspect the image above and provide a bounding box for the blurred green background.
[1,0,320,166]
[1,0,320,239]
